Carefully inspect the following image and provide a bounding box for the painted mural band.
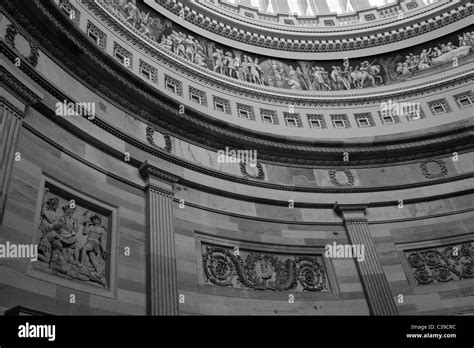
[103,0,474,91]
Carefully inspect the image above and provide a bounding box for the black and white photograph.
[0,0,473,345]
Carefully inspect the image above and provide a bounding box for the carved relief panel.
[403,241,474,286]
[201,243,331,292]
[29,177,117,297]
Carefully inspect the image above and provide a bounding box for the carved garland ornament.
[406,242,474,285]
[202,245,329,292]
[328,169,355,187]
[239,161,265,181]
[5,24,39,67]
[419,159,448,179]
[145,125,172,153]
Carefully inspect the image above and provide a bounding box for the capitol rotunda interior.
[0,0,473,323]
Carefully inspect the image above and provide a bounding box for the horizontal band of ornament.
[202,243,331,292]
[0,66,41,106]
[405,241,474,285]
[90,0,474,99]
[5,2,473,166]
[157,0,472,52]
[22,119,474,197]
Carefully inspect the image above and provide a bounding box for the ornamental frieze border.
[157,0,472,53]
[85,0,474,105]
[201,243,331,292]
[404,241,474,286]
[4,1,474,167]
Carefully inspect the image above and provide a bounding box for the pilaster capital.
[334,202,368,221]
[139,161,181,196]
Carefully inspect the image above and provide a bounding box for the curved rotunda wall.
[0,0,473,318]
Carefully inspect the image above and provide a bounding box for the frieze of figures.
[102,0,474,92]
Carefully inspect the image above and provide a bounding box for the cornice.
[334,202,368,214]
[86,0,474,105]
[2,0,473,167]
[154,0,473,53]
[0,65,41,106]
[139,161,181,184]
[22,104,474,195]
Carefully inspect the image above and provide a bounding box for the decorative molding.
[2,0,473,168]
[5,23,39,67]
[239,161,265,181]
[405,241,474,285]
[0,66,41,106]
[202,244,330,292]
[85,0,474,101]
[139,162,181,184]
[334,202,368,215]
[419,159,448,179]
[156,0,473,53]
[145,125,172,152]
[329,169,355,187]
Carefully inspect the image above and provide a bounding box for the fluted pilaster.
[140,161,180,315]
[0,63,42,223]
[334,203,398,315]
[0,101,24,222]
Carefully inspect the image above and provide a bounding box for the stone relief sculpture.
[405,242,473,285]
[36,187,110,287]
[102,0,473,91]
[202,244,330,292]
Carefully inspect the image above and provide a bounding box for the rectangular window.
[190,93,201,104]
[140,69,151,80]
[166,82,176,94]
[309,118,322,129]
[333,119,346,128]
[87,30,99,44]
[215,103,225,113]
[239,109,250,119]
[357,117,370,127]
[432,104,446,114]
[382,114,395,124]
[115,51,125,64]
[286,117,298,127]
[263,115,274,124]
[458,96,472,108]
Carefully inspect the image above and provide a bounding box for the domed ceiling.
[214,0,433,15]
[103,0,473,92]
